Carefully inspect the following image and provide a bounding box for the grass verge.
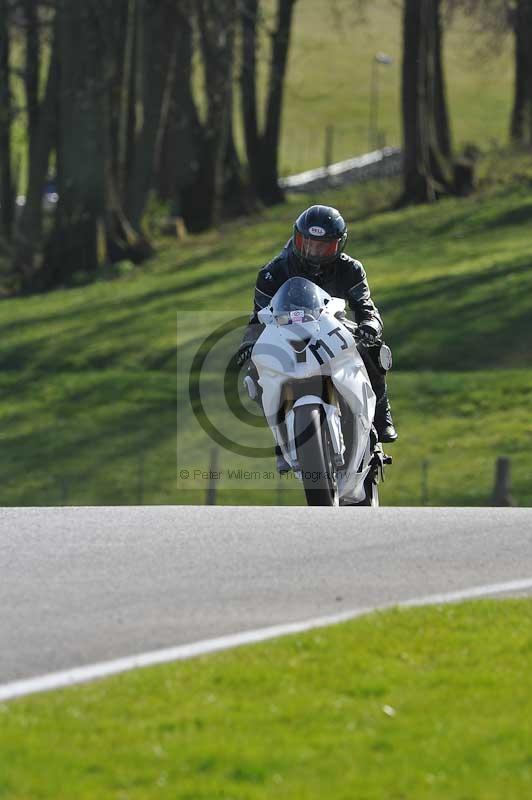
[1,599,531,799]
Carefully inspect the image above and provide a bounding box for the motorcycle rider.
[237,204,397,471]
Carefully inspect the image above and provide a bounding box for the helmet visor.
[294,231,339,264]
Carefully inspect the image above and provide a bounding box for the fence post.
[491,456,516,506]
[421,459,430,507]
[59,476,69,505]
[138,444,145,505]
[205,447,219,506]
[276,475,285,506]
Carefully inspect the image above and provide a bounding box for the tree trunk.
[434,0,452,159]
[222,85,256,220]
[108,0,134,200]
[187,0,237,229]
[13,25,59,290]
[510,0,532,144]
[0,0,14,241]
[44,0,149,287]
[126,0,179,228]
[240,0,297,206]
[401,0,454,204]
[154,0,256,232]
[46,1,107,280]
[402,0,428,202]
[258,0,297,205]
[23,0,40,133]
[155,5,202,218]
[240,0,261,192]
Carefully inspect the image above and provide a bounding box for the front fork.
[369,441,393,485]
[280,398,345,470]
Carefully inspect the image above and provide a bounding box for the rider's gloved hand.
[357,322,381,346]
[335,310,357,335]
[236,344,254,368]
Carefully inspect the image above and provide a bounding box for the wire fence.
[202,449,518,508]
[4,451,518,508]
[280,125,399,181]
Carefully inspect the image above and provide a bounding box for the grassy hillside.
[262,0,513,174]
[1,151,531,507]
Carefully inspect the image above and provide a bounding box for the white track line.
[2,577,532,703]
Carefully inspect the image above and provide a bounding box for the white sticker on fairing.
[309,226,326,236]
[290,309,305,323]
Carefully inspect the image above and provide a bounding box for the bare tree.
[0,0,14,240]
[12,1,59,288]
[401,0,456,203]
[509,0,532,143]
[154,0,253,232]
[125,0,182,228]
[44,0,149,286]
[154,4,203,228]
[240,0,298,205]
[3,0,298,291]
[448,0,532,145]
[195,0,238,225]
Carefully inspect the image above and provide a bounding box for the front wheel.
[294,404,338,506]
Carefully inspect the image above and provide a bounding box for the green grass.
[1,599,531,799]
[1,153,532,507]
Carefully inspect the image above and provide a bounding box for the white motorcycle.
[245,277,392,507]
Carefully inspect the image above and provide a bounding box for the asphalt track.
[1,506,531,697]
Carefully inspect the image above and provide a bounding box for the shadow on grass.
[431,199,532,238]
[0,260,250,339]
[379,253,532,370]
[0,262,254,378]
[0,371,178,506]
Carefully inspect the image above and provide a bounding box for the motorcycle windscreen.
[271,276,330,326]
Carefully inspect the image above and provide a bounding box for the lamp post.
[368,52,393,153]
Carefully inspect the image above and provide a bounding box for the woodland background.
[0,0,531,294]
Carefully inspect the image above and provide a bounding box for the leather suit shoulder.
[338,252,366,276]
[253,251,289,311]
[257,250,291,290]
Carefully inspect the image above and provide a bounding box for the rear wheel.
[294,404,338,506]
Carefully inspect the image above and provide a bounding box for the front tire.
[294,404,338,506]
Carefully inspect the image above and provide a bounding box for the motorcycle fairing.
[252,307,376,504]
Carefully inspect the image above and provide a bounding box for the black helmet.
[292,205,347,277]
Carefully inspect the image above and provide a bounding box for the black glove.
[357,322,381,346]
[236,344,254,368]
[334,310,357,334]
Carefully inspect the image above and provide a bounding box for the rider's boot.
[373,378,398,443]
[357,344,397,443]
[275,445,291,473]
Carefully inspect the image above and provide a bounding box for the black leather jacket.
[242,241,383,347]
